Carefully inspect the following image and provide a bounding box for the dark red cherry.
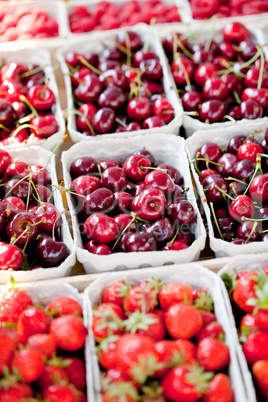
[113,213,136,232]
[98,86,126,111]
[167,200,196,225]
[74,75,103,103]
[76,103,97,132]
[1,197,24,214]
[157,164,183,185]
[162,240,188,251]
[219,42,236,60]
[35,238,69,267]
[144,170,175,198]
[30,115,58,138]
[171,58,194,86]
[70,175,100,199]
[33,185,52,203]
[145,217,175,243]
[182,92,202,112]
[131,187,167,221]
[0,99,16,126]
[70,156,97,178]
[240,100,263,120]
[238,38,258,61]
[35,203,61,233]
[84,213,119,244]
[143,116,165,129]
[153,98,174,124]
[228,105,242,121]
[192,49,213,64]
[139,59,163,81]
[162,33,188,54]
[237,142,263,162]
[233,160,255,181]
[92,107,115,134]
[249,174,268,202]
[4,161,29,181]
[132,150,155,166]
[199,100,226,123]
[194,63,217,87]
[99,47,125,62]
[30,165,51,186]
[245,68,268,89]
[229,195,255,222]
[132,50,158,66]
[0,149,12,175]
[71,67,94,88]
[236,221,260,242]
[4,179,32,201]
[86,241,113,255]
[199,142,222,162]
[100,167,127,192]
[199,169,218,184]
[82,188,114,216]
[123,154,151,182]
[114,192,133,213]
[216,153,239,177]
[127,97,152,122]
[98,60,121,72]
[223,22,250,44]
[99,159,121,172]
[241,88,268,109]
[123,231,157,252]
[203,77,228,101]
[6,212,38,247]
[177,230,195,246]
[116,31,142,51]
[99,69,128,90]
[227,135,246,153]
[202,174,228,203]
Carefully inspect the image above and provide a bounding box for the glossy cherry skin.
[238,38,258,61]
[171,58,194,86]
[84,213,120,244]
[35,203,61,233]
[27,85,55,111]
[163,33,188,54]
[6,212,38,247]
[227,135,246,154]
[242,88,268,109]
[70,175,100,199]
[145,217,175,243]
[32,185,52,204]
[70,157,97,178]
[30,115,58,138]
[71,67,94,88]
[240,100,263,120]
[76,103,98,132]
[233,160,255,181]
[163,240,188,251]
[215,217,235,237]
[4,179,32,202]
[143,116,165,129]
[199,100,226,123]
[114,192,133,213]
[144,170,175,198]
[99,69,128,90]
[85,240,113,255]
[157,164,183,185]
[113,213,136,232]
[35,238,69,268]
[228,106,242,121]
[123,154,151,182]
[153,98,174,124]
[30,165,51,186]
[237,143,263,162]
[4,161,29,181]
[99,159,121,172]
[92,107,115,134]
[132,50,158,66]
[131,187,167,221]
[132,150,155,166]
[168,200,197,225]
[116,31,142,51]
[127,97,152,122]
[194,63,217,87]
[199,169,218,184]
[249,174,268,202]
[1,197,24,214]
[199,142,222,162]
[245,68,268,89]
[229,195,255,222]
[82,188,115,216]
[98,86,126,111]
[236,221,260,242]
[98,60,121,73]
[140,59,163,81]
[216,153,239,177]
[99,47,124,63]
[219,42,236,60]
[0,242,23,271]
[119,231,157,252]
[182,92,202,112]
[203,77,228,101]
[0,99,16,126]
[223,22,250,44]
[202,174,228,203]
[0,149,12,175]
[100,167,127,192]
[74,75,103,103]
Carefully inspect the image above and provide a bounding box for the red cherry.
[76,103,97,132]
[27,85,56,111]
[84,213,119,244]
[127,97,152,122]
[35,203,61,233]
[70,175,100,199]
[163,240,188,251]
[249,174,268,202]
[240,100,263,120]
[131,187,167,221]
[203,77,228,101]
[237,143,263,162]
[6,212,38,247]
[153,98,174,124]
[144,170,175,198]
[0,149,12,175]
[241,88,268,109]
[30,115,58,138]
[194,63,217,87]
[229,195,255,222]
[199,100,226,123]
[171,58,194,86]
[123,154,151,182]
[0,241,23,271]
[223,22,250,44]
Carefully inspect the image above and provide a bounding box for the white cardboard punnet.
[62,133,206,273]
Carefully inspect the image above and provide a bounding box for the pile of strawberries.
[92,277,235,401]
[0,6,59,42]
[189,0,268,19]
[69,0,181,33]
[0,284,87,401]
[223,264,268,400]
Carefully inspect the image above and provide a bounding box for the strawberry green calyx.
[0,367,19,390]
[124,312,157,333]
[187,363,214,396]
[193,292,214,311]
[97,335,120,353]
[47,356,71,368]
[94,309,124,333]
[169,350,186,368]
[140,278,164,293]
[142,382,165,402]
[103,381,139,402]
[130,355,165,384]
[221,271,237,297]
[247,271,268,309]
[114,279,132,298]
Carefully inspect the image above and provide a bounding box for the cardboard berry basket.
[65,0,192,34]
[84,263,247,402]
[0,145,75,284]
[57,24,183,142]
[0,48,66,151]
[61,133,206,273]
[156,20,268,137]
[218,253,268,402]
[185,120,268,258]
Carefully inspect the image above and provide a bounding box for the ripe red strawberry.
[165,303,203,339]
[242,331,268,364]
[92,303,124,342]
[196,338,230,371]
[63,357,86,390]
[161,364,213,401]
[252,359,268,398]
[49,314,87,352]
[240,313,259,336]
[196,321,224,343]
[232,271,259,313]
[102,279,132,308]
[0,333,17,375]
[37,365,69,390]
[199,310,216,328]
[27,333,57,359]
[123,286,158,314]
[17,306,50,343]
[202,373,234,402]
[12,348,45,383]
[102,369,136,388]
[47,296,83,317]
[98,336,120,370]
[255,309,268,332]
[124,311,165,341]
[0,287,33,324]
[41,383,79,402]
[159,282,193,310]
[0,382,33,401]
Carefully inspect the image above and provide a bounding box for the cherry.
[236,221,260,242]
[199,100,226,123]
[177,230,195,246]
[238,38,258,61]
[203,77,228,101]
[84,213,119,244]
[4,161,29,181]
[6,212,38,247]
[132,150,155,166]
[123,154,151,182]
[0,242,23,271]
[92,107,115,134]
[143,116,165,129]
[245,68,268,88]
[33,185,52,204]
[131,187,167,221]
[228,106,242,121]
[74,74,103,103]
[145,217,175,243]
[194,63,217,87]
[0,99,16,126]
[114,192,133,213]
[119,231,157,252]
[227,135,246,153]
[70,175,100,199]
[35,203,61,233]
[71,67,94,88]
[259,205,268,222]
[229,195,255,222]
[157,164,183,185]
[100,167,127,192]
[98,86,126,111]
[163,33,188,54]
[242,88,268,109]
[223,22,250,44]
[1,197,24,214]
[193,49,213,64]
[181,92,202,112]
[127,97,152,122]
[199,142,222,162]
[70,156,97,178]
[233,160,255,181]
[249,174,268,202]
[199,169,218,184]
[86,241,113,255]
[229,181,245,197]
[99,48,125,62]
[4,179,32,202]
[240,100,263,120]
[141,82,164,97]
[202,174,228,203]
[171,58,194,86]
[216,153,239,177]
[30,115,58,138]
[76,103,98,132]
[133,50,159,66]
[144,170,175,197]
[98,60,121,73]
[99,69,128,90]
[116,31,142,51]
[0,149,12,175]
[113,213,136,232]
[237,142,263,162]
[35,238,69,268]
[215,217,235,237]
[99,159,121,172]
[261,233,268,242]
[168,200,197,225]
[152,98,174,124]
[27,85,55,111]
[30,166,51,186]
[162,240,188,251]
[139,59,163,81]
[219,42,236,60]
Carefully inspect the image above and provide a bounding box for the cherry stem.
[78,56,102,76]
[240,47,262,70]
[97,164,102,178]
[140,166,168,173]
[11,124,40,138]
[15,113,35,125]
[214,184,235,201]
[69,108,94,135]
[204,21,214,52]
[174,35,193,61]
[223,115,236,123]
[226,177,247,185]
[184,111,199,116]
[256,45,265,90]
[167,224,180,247]
[192,152,203,178]
[25,178,32,212]
[210,202,224,240]
[19,94,38,117]
[245,221,258,244]
[0,123,10,133]
[243,158,262,196]
[195,157,224,168]
[241,217,267,222]
[175,53,192,91]
[52,207,68,242]
[30,178,45,210]
[40,79,50,99]
[20,64,47,78]
[51,184,85,198]
[260,229,268,234]
[233,90,241,105]
[10,225,30,246]
[45,135,67,170]
[115,117,127,128]
[112,34,132,65]
[112,213,136,250]
[230,183,238,197]
[162,110,175,115]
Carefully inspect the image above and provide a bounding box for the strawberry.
[62,357,86,390]
[202,373,234,402]
[98,336,120,370]
[102,381,139,402]
[192,290,214,311]
[47,296,83,317]
[123,286,158,314]
[102,369,137,389]
[161,364,213,402]
[252,359,268,398]
[159,282,193,310]
[196,338,230,371]
[0,333,17,375]
[49,315,87,352]
[124,311,165,341]
[17,306,50,343]
[41,383,79,402]
[12,348,45,383]
[232,271,259,312]
[240,313,259,337]
[27,333,57,359]
[242,331,268,364]
[196,321,224,343]
[0,287,33,324]
[92,303,124,342]
[102,279,132,308]
[37,365,68,390]
[244,273,268,332]
[199,310,216,328]
[0,382,33,402]
[165,303,203,339]
[138,277,163,292]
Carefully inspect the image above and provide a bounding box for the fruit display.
[86,264,246,401]
[186,122,268,257]
[0,48,65,149]
[59,26,182,141]
[219,253,268,401]
[162,21,267,134]
[0,281,87,401]
[67,0,182,33]
[62,134,206,272]
[0,146,74,282]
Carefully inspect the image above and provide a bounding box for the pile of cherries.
[163,22,268,124]
[65,30,175,136]
[0,148,70,271]
[193,127,268,244]
[0,6,59,42]
[0,61,59,146]
[69,149,197,255]
[69,0,181,33]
